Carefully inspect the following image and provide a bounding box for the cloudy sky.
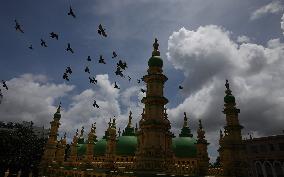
[1,0,284,162]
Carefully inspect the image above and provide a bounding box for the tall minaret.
[196,120,209,176]
[135,39,173,173]
[219,80,248,177]
[86,123,97,161]
[39,104,62,175]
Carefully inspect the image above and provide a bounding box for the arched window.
[264,162,274,177]
[274,161,284,177]
[255,162,264,177]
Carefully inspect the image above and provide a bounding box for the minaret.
[105,118,117,169]
[69,129,79,162]
[122,111,135,136]
[135,39,173,173]
[55,133,66,164]
[196,120,209,176]
[41,104,62,166]
[219,80,248,177]
[86,123,97,161]
[179,112,193,137]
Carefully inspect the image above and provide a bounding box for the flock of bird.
[1,5,185,106]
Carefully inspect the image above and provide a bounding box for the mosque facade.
[39,39,248,177]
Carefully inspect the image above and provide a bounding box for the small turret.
[179,112,193,137]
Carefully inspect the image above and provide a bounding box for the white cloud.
[281,13,284,34]
[250,1,283,20]
[237,35,250,43]
[167,25,284,159]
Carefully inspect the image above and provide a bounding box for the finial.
[112,117,116,128]
[80,126,84,137]
[225,79,232,95]
[183,112,188,127]
[64,132,66,139]
[108,118,112,127]
[152,38,160,56]
[75,129,79,136]
[127,111,133,127]
[56,102,62,113]
[198,119,203,129]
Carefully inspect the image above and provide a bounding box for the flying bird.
[66,43,74,53]
[112,51,117,58]
[99,55,106,64]
[114,82,120,89]
[50,32,59,40]
[93,100,99,108]
[115,67,123,77]
[137,79,141,84]
[89,77,97,84]
[40,39,47,47]
[128,76,131,82]
[65,67,72,74]
[68,6,76,18]
[63,72,69,81]
[84,66,90,74]
[98,24,107,37]
[141,89,146,93]
[117,60,127,70]
[87,56,91,61]
[14,19,24,33]
[2,80,8,90]
[179,85,183,89]
[28,45,33,50]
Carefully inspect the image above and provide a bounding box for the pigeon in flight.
[93,100,99,108]
[114,82,120,89]
[179,85,183,89]
[65,67,72,74]
[98,24,107,37]
[87,56,91,61]
[40,39,48,47]
[128,76,131,82]
[99,55,106,64]
[68,6,76,18]
[112,51,117,59]
[115,67,123,77]
[14,19,24,33]
[50,32,59,40]
[117,60,127,70]
[2,80,8,90]
[89,77,97,84]
[84,66,90,74]
[28,45,33,50]
[63,72,70,81]
[66,43,74,53]
[137,79,141,84]
[141,89,146,93]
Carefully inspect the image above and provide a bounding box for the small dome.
[94,138,107,156]
[116,136,137,156]
[172,137,197,158]
[77,143,87,156]
[148,56,163,68]
[224,94,235,103]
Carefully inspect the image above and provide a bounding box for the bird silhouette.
[65,67,72,74]
[93,100,99,108]
[50,32,59,40]
[68,6,76,18]
[84,66,90,74]
[66,43,74,53]
[98,24,107,37]
[112,51,117,58]
[117,60,127,70]
[14,19,24,33]
[141,89,146,93]
[2,80,8,90]
[115,67,123,77]
[40,39,47,47]
[114,82,120,89]
[63,72,69,81]
[99,55,106,64]
[89,77,97,84]
[128,76,131,82]
[87,56,91,61]
[28,45,33,50]
[137,79,141,84]
[179,85,183,89]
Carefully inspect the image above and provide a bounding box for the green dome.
[224,94,235,103]
[94,138,107,156]
[172,137,197,158]
[116,136,137,156]
[148,56,163,67]
[77,143,87,156]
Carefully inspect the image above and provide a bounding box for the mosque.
[39,39,248,177]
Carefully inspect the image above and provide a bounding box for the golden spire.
[127,111,133,127]
[80,126,84,137]
[183,112,188,128]
[152,38,160,56]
